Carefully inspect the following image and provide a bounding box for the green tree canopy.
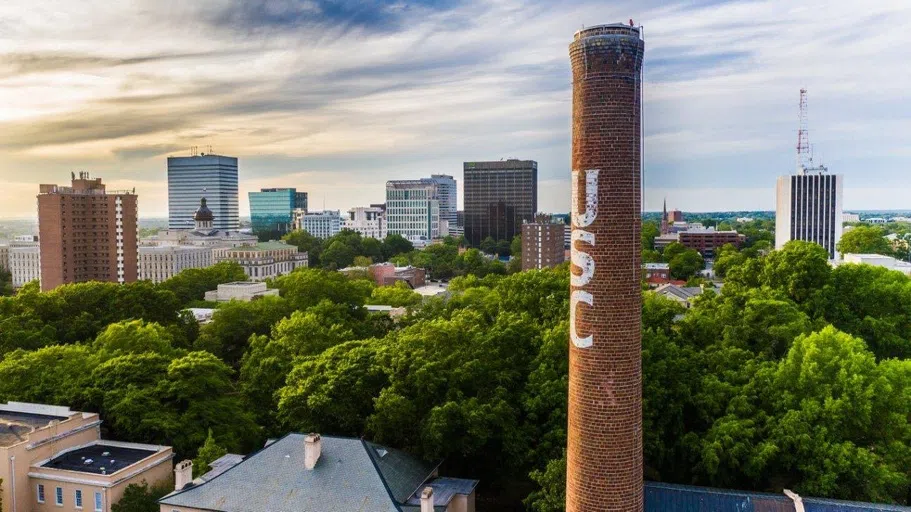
[836,225,892,257]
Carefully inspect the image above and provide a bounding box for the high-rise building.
[521,217,565,270]
[248,188,308,234]
[344,206,387,239]
[167,154,239,231]
[429,175,457,225]
[38,173,139,292]
[567,23,644,511]
[463,160,537,246]
[776,171,844,259]
[293,210,342,239]
[385,180,442,244]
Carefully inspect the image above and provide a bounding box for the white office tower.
[775,89,843,260]
[776,172,843,259]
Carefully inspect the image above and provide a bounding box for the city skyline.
[1,0,909,218]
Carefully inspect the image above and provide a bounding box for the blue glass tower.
[248,188,308,234]
[167,154,239,230]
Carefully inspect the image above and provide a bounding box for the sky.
[1,0,909,218]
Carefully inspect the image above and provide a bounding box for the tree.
[159,262,247,305]
[713,243,745,278]
[761,240,831,304]
[283,230,323,266]
[320,239,357,269]
[193,429,228,477]
[669,249,704,280]
[0,269,12,296]
[381,234,413,260]
[510,234,523,258]
[111,481,172,512]
[662,241,687,261]
[642,220,660,250]
[367,281,422,308]
[479,236,498,255]
[194,296,293,367]
[836,225,892,257]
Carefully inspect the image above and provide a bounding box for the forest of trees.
[2,237,911,509]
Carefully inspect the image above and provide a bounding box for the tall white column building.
[775,167,843,260]
[385,180,441,245]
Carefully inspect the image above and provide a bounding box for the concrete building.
[204,281,279,302]
[293,210,341,239]
[10,244,41,288]
[567,23,644,510]
[843,213,860,223]
[218,241,308,281]
[0,244,8,272]
[678,228,746,259]
[143,198,258,251]
[840,254,911,276]
[776,169,844,259]
[463,160,537,246]
[344,206,387,239]
[248,188,307,234]
[522,218,565,270]
[167,154,239,230]
[38,173,138,292]
[0,401,173,512]
[139,245,213,283]
[158,433,477,512]
[429,174,458,226]
[386,180,442,245]
[370,263,427,288]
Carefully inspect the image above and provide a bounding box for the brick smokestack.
[567,23,645,511]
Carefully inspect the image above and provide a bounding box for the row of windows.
[37,484,102,510]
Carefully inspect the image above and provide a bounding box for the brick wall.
[567,24,644,512]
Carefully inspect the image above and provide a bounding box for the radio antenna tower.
[796,88,811,174]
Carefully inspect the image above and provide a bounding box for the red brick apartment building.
[38,173,138,291]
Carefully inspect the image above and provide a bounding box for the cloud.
[0,0,909,217]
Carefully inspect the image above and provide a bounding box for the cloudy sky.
[1,0,909,218]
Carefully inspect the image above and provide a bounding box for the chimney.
[304,433,321,470]
[420,487,434,512]
[174,460,193,490]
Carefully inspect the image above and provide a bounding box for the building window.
[56,486,64,506]
[75,489,83,509]
[94,491,103,512]
[37,484,45,503]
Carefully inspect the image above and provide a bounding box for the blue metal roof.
[645,482,911,512]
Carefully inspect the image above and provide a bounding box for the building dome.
[194,198,214,222]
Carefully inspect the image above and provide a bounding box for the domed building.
[194,197,215,231]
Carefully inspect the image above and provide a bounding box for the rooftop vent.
[84,459,93,465]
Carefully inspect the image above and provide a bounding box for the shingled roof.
[159,434,474,512]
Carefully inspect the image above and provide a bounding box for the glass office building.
[167,154,239,230]
[463,159,537,246]
[248,188,308,234]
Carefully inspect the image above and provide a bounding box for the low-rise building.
[678,228,746,259]
[370,263,427,288]
[0,401,173,512]
[840,253,911,276]
[10,244,41,288]
[293,209,341,239]
[654,283,717,308]
[159,433,478,512]
[218,241,308,281]
[643,262,672,286]
[843,213,860,223]
[522,218,565,270]
[204,281,280,302]
[139,245,213,283]
[344,206,387,239]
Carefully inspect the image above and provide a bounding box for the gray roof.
[160,434,446,512]
[0,410,68,447]
[405,477,479,507]
[199,454,245,482]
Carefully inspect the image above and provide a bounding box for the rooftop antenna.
[796,88,810,174]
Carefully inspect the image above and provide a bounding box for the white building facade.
[386,180,442,244]
[294,210,341,239]
[429,174,457,226]
[344,206,387,239]
[775,168,844,259]
[10,245,41,288]
[139,245,213,283]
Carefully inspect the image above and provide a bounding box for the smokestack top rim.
[573,23,641,41]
